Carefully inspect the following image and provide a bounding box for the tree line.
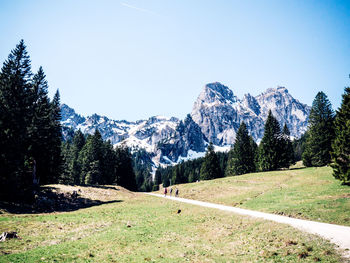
[156,86,350,186]
[156,110,295,187]
[60,129,137,191]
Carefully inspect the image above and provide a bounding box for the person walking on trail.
[175,188,179,197]
[170,188,173,197]
[164,187,167,197]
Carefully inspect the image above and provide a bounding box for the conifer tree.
[45,90,62,184]
[0,40,33,199]
[258,110,282,171]
[115,146,137,191]
[200,142,221,180]
[302,92,335,167]
[331,87,350,184]
[79,130,103,184]
[28,66,52,185]
[279,124,295,168]
[226,122,256,175]
[71,130,85,184]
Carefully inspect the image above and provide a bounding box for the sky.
[0,0,349,121]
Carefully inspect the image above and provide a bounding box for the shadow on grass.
[0,186,123,214]
[288,166,307,171]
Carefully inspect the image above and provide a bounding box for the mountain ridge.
[61,82,311,167]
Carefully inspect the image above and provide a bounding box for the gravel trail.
[146,193,350,258]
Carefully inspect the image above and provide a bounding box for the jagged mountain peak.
[200,82,238,104]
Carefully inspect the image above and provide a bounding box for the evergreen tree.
[85,160,101,185]
[0,40,33,199]
[200,142,221,180]
[292,131,308,161]
[331,87,350,184]
[71,130,85,184]
[258,110,282,171]
[79,130,104,184]
[302,92,335,167]
[45,90,62,184]
[100,141,117,185]
[279,124,295,168]
[226,122,256,176]
[115,146,137,191]
[250,135,258,167]
[28,67,53,185]
[60,141,74,184]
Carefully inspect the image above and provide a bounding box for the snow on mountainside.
[191,82,310,145]
[61,82,311,167]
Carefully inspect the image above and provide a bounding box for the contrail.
[120,2,156,15]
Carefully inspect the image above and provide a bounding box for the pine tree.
[0,40,33,199]
[279,124,295,168]
[331,87,350,184]
[302,92,335,167]
[226,122,256,175]
[79,130,104,185]
[258,110,282,171]
[115,146,137,191]
[100,140,116,185]
[28,66,53,185]
[45,90,62,184]
[71,130,85,184]
[200,142,221,180]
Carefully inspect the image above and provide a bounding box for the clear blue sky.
[0,0,349,121]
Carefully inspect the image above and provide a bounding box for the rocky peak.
[199,82,238,104]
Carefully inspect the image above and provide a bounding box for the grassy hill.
[159,165,350,226]
[0,183,346,262]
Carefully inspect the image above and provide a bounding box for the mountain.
[191,83,310,145]
[60,82,310,167]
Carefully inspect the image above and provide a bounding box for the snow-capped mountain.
[191,83,310,145]
[61,82,310,166]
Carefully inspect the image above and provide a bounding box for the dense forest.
[1,40,349,202]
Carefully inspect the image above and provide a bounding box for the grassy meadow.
[0,183,346,262]
[161,165,350,226]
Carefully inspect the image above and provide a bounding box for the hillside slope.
[158,166,350,226]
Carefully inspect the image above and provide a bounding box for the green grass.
[0,185,346,262]
[162,166,350,226]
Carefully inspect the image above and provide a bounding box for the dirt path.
[146,193,350,258]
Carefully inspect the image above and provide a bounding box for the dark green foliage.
[60,129,137,190]
[0,40,62,200]
[156,157,204,187]
[28,67,53,185]
[331,87,350,184]
[47,90,63,183]
[60,130,85,185]
[258,110,283,171]
[226,122,256,176]
[303,92,335,167]
[292,131,308,161]
[115,146,137,191]
[0,40,33,200]
[200,142,221,180]
[132,149,153,191]
[279,124,295,168]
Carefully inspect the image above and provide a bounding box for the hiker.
[170,188,173,197]
[164,187,167,197]
[175,188,179,197]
